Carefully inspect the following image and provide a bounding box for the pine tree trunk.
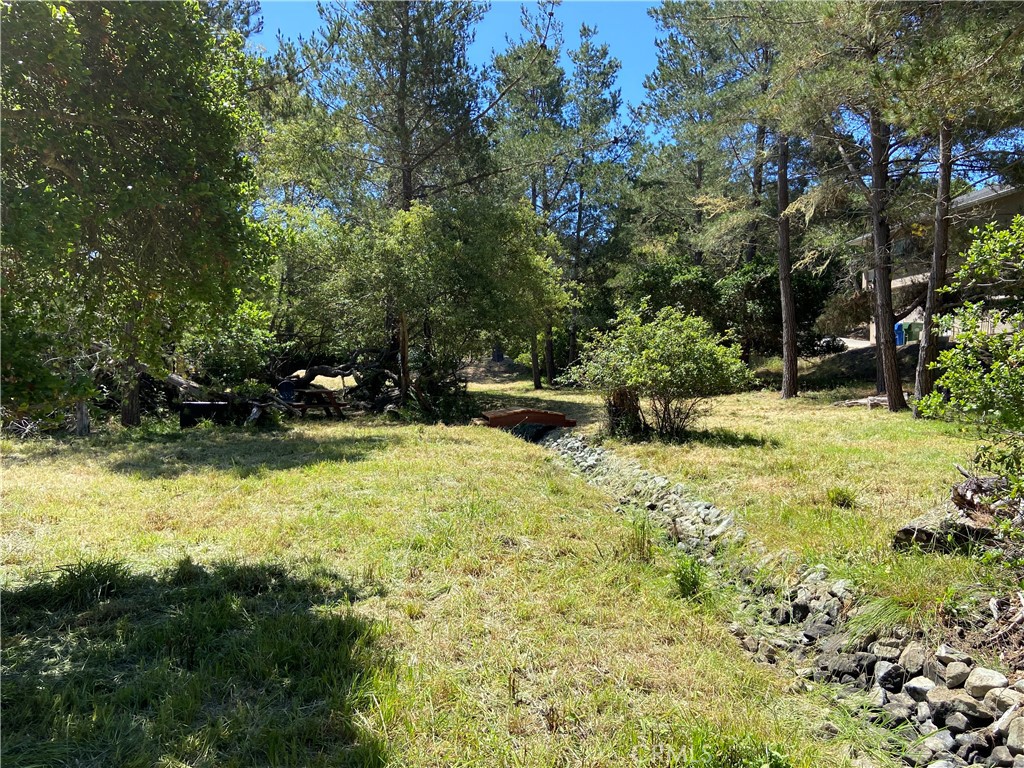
[914,119,952,411]
[868,110,908,411]
[74,399,90,437]
[544,324,556,385]
[531,335,542,390]
[777,133,798,399]
[743,122,767,264]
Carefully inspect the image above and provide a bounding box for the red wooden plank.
[481,408,576,428]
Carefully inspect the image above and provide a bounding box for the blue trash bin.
[894,322,905,346]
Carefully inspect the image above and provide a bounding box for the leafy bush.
[572,305,752,438]
[179,300,277,386]
[920,217,1024,499]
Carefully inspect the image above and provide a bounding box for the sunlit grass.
[1,418,868,767]
[470,381,1015,622]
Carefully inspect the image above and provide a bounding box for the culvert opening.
[478,408,576,443]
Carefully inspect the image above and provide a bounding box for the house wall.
[862,188,1023,344]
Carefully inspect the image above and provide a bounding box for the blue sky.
[251,1,661,113]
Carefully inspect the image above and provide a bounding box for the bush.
[919,217,1024,500]
[572,305,752,438]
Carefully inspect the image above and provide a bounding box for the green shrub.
[672,553,705,599]
[571,305,752,438]
[920,216,1024,500]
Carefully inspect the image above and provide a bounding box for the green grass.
[1,419,866,767]
[470,380,1017,629]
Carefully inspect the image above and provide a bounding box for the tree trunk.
[398,311,411,400]
[544,324,556,384]
[531,334,542,390]
[777,133,798,399]
[567,180,584,368]
[743,122,767,264]
[914,119,952,411]
[607,386,644,437]
[120,367,141,427]
[868,110,907,411]
[74,399,90,437]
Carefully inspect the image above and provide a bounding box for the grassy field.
[2,420,875,768]
[470,379,1017,630]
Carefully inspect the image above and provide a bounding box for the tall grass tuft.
[623,513,656,565]
[672,553,706,599]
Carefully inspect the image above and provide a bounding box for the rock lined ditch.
[543,431,1024,768]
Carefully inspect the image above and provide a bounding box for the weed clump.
[672,553,706,599]
[826,486,857,509]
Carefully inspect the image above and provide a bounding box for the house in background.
[854,184,1024,344]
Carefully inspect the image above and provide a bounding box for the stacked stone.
[543,433,740,551]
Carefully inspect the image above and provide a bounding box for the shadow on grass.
[103,428,400,479]
[2,559,390,768]
[681,427,781,449]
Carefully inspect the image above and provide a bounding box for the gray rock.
[867,685,887,708]
[1014,756,1024,768]
[902,743,934,766]
[893,504,994,552]
[966,667,1009,699]
[870,641,903,663]
[993,703,1020,736]
[855,651,878,675]
[924,657,948,684]
[922,731,956,753]
[802,621,835,641]
[890,691,916,709]
[906,676,937,701]
[945,711,970,734]
[946,661,971,689]
[823,596,843,620]
[936,644,972,666]
[986,688,1024,714]
[991,746,1015,767]
[955,730,993,761]
[827,653,861,678]
[916,701,932,723]
[829,579,853,600]
[878,662,908,692]
[790,596,810,622]
[926,686,995,723]
[770,605,792,625]
[881,700,913,724]
[1009,716,1024,755]
[901,642,927,676]
[924,762,957,768]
